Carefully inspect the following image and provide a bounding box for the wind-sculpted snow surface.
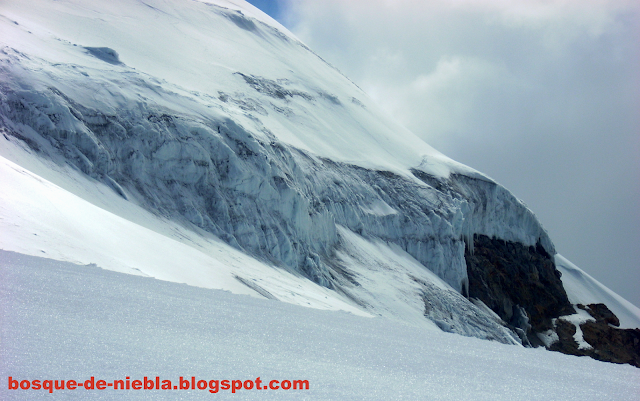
[0,0,563,345]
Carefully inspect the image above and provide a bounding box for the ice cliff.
[0,44,553,297]
[3,0,636,360]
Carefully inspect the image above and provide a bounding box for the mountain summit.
[1,0,638,367]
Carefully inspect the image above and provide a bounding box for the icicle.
[461,216,475,255]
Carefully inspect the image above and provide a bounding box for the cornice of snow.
[194,0,295,39]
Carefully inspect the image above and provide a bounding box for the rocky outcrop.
[465,234,575,345]
[550,304,640,368]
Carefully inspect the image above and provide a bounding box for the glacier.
[1,0,638,370]
[0,0,554,288]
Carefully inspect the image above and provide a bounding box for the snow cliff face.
[0,46,553,294]
[0,0,576,346]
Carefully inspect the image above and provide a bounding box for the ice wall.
[0,49,554,295]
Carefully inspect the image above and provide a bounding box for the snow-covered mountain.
[1,0,638,374]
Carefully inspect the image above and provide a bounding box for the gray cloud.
[280,0,640,306]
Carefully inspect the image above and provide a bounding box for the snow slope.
[0,138,521,343]
[0,0,557,296]
[0,0,454,176]
[556,254,640,329]
[1,250,638,400]
[0,143,366,316]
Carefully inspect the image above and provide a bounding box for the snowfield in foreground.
[556,254,640,329]
[1,250,639,401]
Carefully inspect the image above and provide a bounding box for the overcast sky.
[246,0,639,307]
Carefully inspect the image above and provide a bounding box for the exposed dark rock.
[580,303,620,327]
[549,319,584,356]
[465,234,575,344]
[465,235,640,367]
[551,304,640,368]
[581,323,640,367]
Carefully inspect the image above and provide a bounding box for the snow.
[0,1,638,395]
[0,0,636,339]
[0,0,562,297]
[359,199,398,217]
[537,329,560,348]
[197,0,295,37]
[2,250,639,400]
[0,148,367,316]
[333,226,520,344]
[556,254,640,329]
[0,140,525,342]
[0,0,458,177]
